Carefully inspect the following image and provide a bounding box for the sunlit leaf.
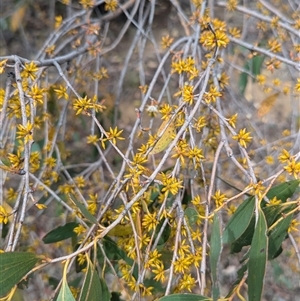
[56,281,76,301]
[56,260,76,301]
[257,92,280,118]
[10,5,27,32]
[150,118,176,155]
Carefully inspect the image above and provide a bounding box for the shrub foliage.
[0,0,300,300]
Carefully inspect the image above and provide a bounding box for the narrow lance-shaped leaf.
[210,213,222,301]
[42,222,79,244]
[268,213,294,260]
[248,207,268,301]
[222,196,255,244]
[78,255,110,301]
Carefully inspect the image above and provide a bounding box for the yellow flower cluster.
[171,57,199,80]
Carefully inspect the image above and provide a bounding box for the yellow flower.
[77,253,86,265]
[79,0,94,9]
[215,30,230,48]
[93,67,109,80]
[265,155,274,165]
[21,62,39,81]
[7,151,23,169]
[173,255,193,273]
[178,274,196,292]
[35,203,47,210]
[55,15,63,28]
[44,157,56,168]
[87,200,97,215]
[45,45,55,56]
[284,159,300,179]
[227,204,236,215]
[105,0,118,11]
[193,116,207,132]
[0,205,9,224]
[278,149,291,163]
[87,135,98,144]
[54,85,69,100]
[268,38,281,53]
[159,103,173,118]
[7,188,18,202]
[295,78,300,92]
[0,59,8,74]
[161,35,174,49]
[204,85,222,103]
[288,219,300,233]
[182,84,194,105]
[171,59,186,74]
[104,126,125,146]
[73,95,94,115]
[153,262,165,282]
[16,121,34,143]
[228,113,238,128]
[229,27,241,38]
[73,224,86,235]
[142,212,159,231]
[266,197,281,207]
[212,190,227,207]
[188,146,204,168]
[161,174,183,196]
[218,72,230,89]
[247,182,265,200]
[256,74,266,85]
[28,84,46,104]
[232,128,252,148]
[74,176,85,188]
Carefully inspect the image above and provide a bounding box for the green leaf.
[42,222,79,244]
[56,281,76,301]
[268,213,293,260]
[158,293,211,301]
[210,213,221,301]
[102,237,138,279]
[239,54,265,94]
[222,196,255,244]
[250,55,265,76]
[248,208,268,301]
[238,71,248,95]
[185,208,199,226]
[78,257,110,301]
[0,252,39,297]
[265,180,299,201]
[263,180,299,225]
[229,180,299,253]
[230,217,255,253]
[68,194,98,224]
